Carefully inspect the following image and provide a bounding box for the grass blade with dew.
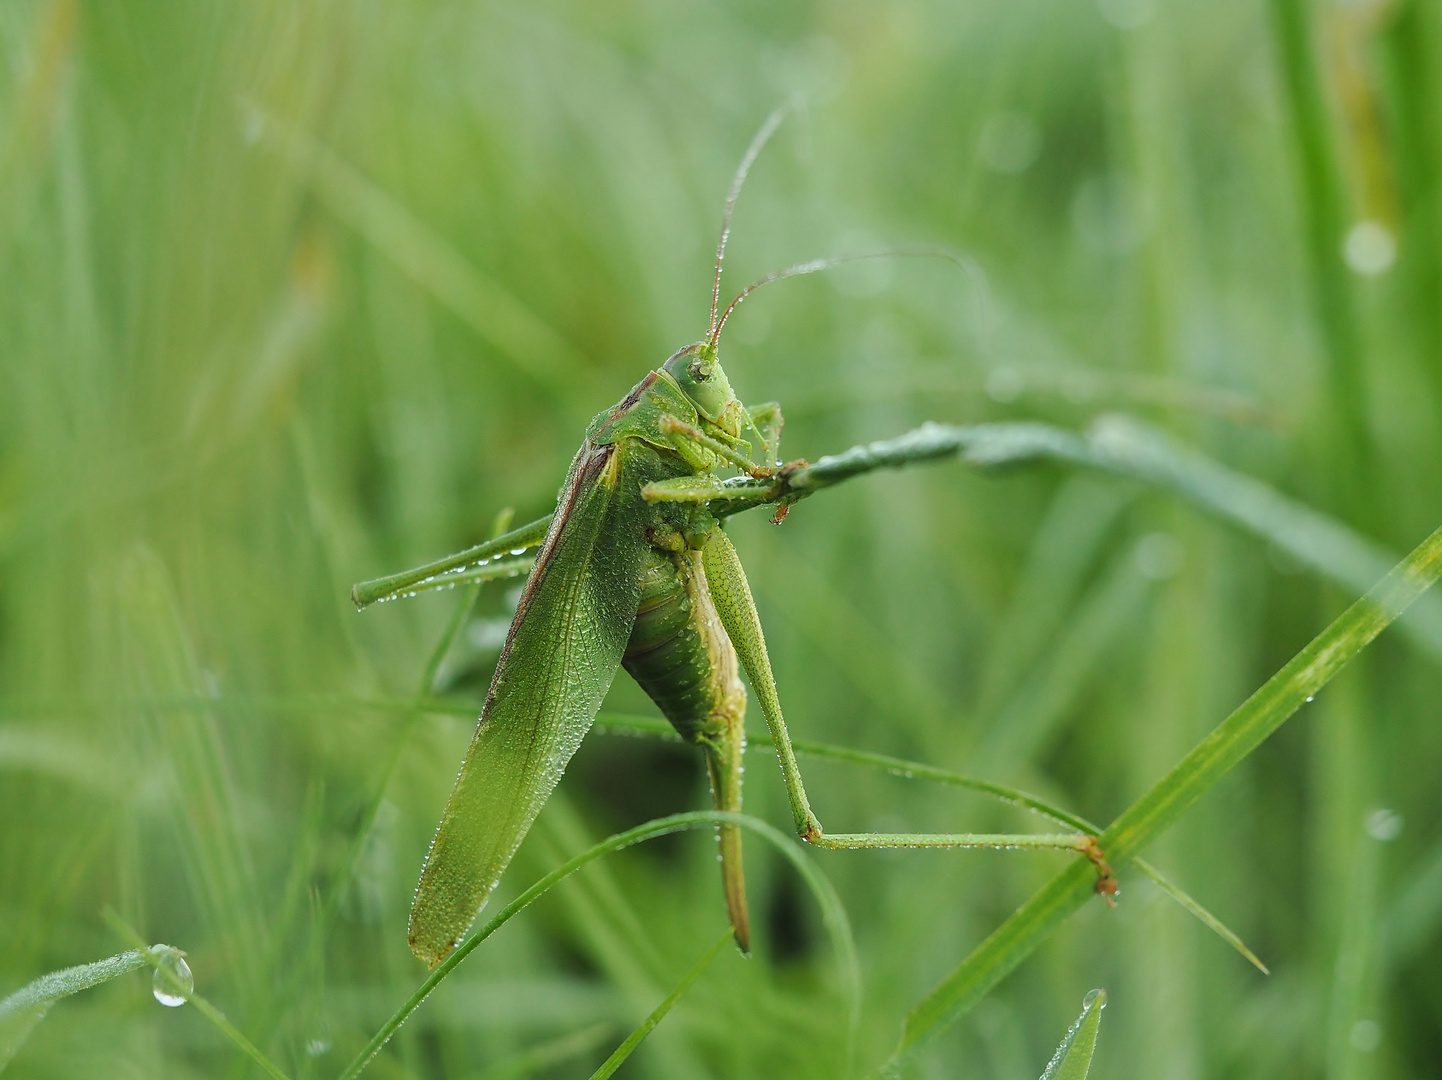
[744,416,1442,660]
[586,929,733,1080]
[337,811,858,1080]
[0,949,149,1071]
[595,711,1268,973]
[1038,990,1106,1080]
[871,516,1442,1076]
[103,912,294,1080]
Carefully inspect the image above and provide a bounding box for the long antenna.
[709,246,994,349]
[710,106,791,340]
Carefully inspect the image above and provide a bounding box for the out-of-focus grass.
[2,1,1441,1078]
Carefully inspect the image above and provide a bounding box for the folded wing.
[408,440,648,966]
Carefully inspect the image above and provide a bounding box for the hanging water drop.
[151,947,193,1006]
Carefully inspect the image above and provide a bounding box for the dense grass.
[3,1,1442,1077]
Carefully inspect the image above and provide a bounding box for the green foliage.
[3,0,1441,1077]
[1038,991,1106,1080]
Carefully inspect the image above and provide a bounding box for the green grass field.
[4,1,1442,1077]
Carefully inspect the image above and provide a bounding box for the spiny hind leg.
[700,527,1116,895]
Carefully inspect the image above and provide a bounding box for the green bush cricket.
[353,112,1116,967]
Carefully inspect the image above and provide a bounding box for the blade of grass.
[336,810,857,1080]
[872,516,1442,1076]
[102,912,294,1080]
[470,1022,614,1080]
[595,710,1267,973]
[739,417,1442,658]
[0,948,149,1071]
[242,103,586,395]
[585,929,732,1080]
[1131,862,1268,974]
[1038,990,1106,1080]
[1269,0,1369,464]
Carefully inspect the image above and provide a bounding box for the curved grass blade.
[0,949,149,1072]
[586,929,732,1080]
[339,810,857,1080]
[870,516,1442,1077]
[1038,990,1106,1080]
[594,711,1267,972]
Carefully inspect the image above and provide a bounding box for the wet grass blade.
[873,517,1442,1076]
[0,949,148,1071]
[1038,991,1106,1080]
[337,810,857,1080]
[766,417,1442,659]
[1132,862,1268,974]
[595,711,1268,973]
[103,913,294,1080]
[586,929,732,1080]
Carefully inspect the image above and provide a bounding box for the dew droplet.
[1365,808,1403,842]
[1343,221,1395,277]
[1082,988,1105,1010]
[1305,695,1315,703]
[151,947,193,1007]
[1350,1019,1381,1052]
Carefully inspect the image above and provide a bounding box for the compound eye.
[688,358,713,382]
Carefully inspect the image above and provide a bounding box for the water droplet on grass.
[1365,808,1403,841]
[151,947,193,1006]
[1343,221,1395,277]
[986,366,1025,403]
[1082,988,1105,1010]
[1350,1019,1381,1052]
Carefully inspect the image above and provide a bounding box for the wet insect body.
[354,113,1113,969]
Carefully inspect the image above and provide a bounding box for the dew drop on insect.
[151,947,193,1006]
[510,547,528,556]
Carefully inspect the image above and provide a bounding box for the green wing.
[409,439,649,965]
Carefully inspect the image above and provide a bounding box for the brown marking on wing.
[485,440,615,714]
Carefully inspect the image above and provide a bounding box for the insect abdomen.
[623,547,743,740]
[623,541,751,952]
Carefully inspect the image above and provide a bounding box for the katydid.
[353,113,1115,968]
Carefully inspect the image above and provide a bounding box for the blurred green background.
[3,0,1442,1076]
